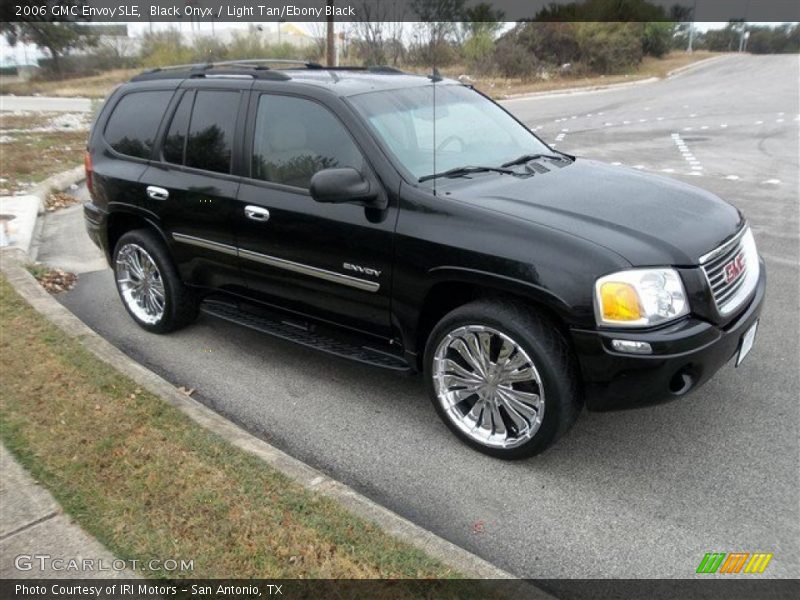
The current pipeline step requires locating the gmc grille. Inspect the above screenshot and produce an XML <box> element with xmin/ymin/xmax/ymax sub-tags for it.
<box><xmin>700</xmin><ymin>227</ymin><xmax>759</xmax><ymax>317</ymax></box>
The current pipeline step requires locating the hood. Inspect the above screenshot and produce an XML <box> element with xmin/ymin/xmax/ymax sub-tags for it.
<box><xmin>442</xmin><ymin>158</ymin><xmax>743</xmax><ymax>266</ymax></box>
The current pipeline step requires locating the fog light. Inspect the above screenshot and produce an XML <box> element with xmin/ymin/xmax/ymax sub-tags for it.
<box><xmin>611</xmin><ymin>339</ymin><xmax>653</xmax><ymax>354</ymax></box>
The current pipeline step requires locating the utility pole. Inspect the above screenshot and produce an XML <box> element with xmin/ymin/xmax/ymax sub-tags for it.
<box><xmin>687</xmin><ymin>0</ymin><xmax>698</xmax><ymax>52</ymax></box>
<box><xmin>326</xmin><ymin>1</ymin><xmax>335</xmax><ymax>66</ymax></box>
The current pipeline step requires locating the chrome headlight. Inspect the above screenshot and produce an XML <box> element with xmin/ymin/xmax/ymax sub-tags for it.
<box><xmin>594</xmin><ymin>268</ymin><xmax>689</xmax><ymax>328</ymax></box>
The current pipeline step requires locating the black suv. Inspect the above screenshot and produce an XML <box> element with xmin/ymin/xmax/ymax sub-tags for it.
<box><xmin>84</xmin><ymin>60</ymin><xmax>765</xmax><ymax>458</ymax></box>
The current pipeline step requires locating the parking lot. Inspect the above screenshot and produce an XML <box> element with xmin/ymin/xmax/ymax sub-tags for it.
<box><xmin>38</xmin><ymin>54</ymin><xmax>799</xmax><ymax>578</ymax></box>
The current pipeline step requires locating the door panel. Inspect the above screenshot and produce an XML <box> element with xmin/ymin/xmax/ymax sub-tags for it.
<box><xmin>235</xmin><ymin>93</ymin><xmax>395</xmax><ymax>337</ymax></box>
<box><xmin>142</xmin><ymin>88</ymin><xmax>245</xmax><ymax>291</ymax></box>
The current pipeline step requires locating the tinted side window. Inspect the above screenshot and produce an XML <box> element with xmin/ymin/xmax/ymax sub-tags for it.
<box><xmin>163</xmin><ymin>91</ymin><xmax>194</xmax><ymax>165</ymax></box>
<box><xmin>104</xmin><ymin>91</ymin><xmax>172</xmax><ymax>159</ymax></box>
<box><xmin>252</xmin><ymin>95</ymin><xmax>364</xmax><ymax>189</ymax></box>
<box><xmin>185</xmin><ymin>91</ymin><xmax>239</xmax><ymax>174</ymax></box>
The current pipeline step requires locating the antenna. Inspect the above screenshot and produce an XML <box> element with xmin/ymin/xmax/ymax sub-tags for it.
<box><xmin>431</xmin><ymin>29</ymin><xmax>437</xmax><ymax>196</ymax></box>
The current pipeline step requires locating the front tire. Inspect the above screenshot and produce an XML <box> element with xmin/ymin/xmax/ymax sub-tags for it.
<box><xmin>113</xmin><ymin>229</ymin><xmax>198</xmax><ymax>333</ymax></box>
<box><xmin>424</xmin><ymin>299</ymin><xmax>581</xmax><ymax>459</ymax></box>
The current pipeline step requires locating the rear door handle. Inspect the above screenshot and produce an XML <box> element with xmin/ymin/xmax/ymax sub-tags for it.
<box><xmin>244</xmin><ymin>205</ymin><xmax>270</xmax><ymax>222</ymax></box>
<box><xmin>146</xmin><ymin>185</ymin><xmax>169</xmax><ymax>201</ymax></box>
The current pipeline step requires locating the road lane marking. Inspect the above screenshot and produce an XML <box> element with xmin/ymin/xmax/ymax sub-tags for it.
<box><xmin>761</xmin><ymin>179</ymin><xmax>781</xmax><ymax>185</ymax></box>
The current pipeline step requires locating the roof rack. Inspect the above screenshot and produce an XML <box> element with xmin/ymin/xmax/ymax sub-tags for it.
<box><xmin>132</xmin><ymin>60</ymin><xmax>409</xmax><ymax>83</ymax></box>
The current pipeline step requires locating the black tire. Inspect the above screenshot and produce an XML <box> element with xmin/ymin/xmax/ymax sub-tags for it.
<box><xmin>423</xmin><ymin>299</ymin><xmax>582</xmax><ymax>459</ymax></box>
<box><xmin>112</xmin><ymin>229</ymin><xmax>198</xmax><ymax>334</ymax></box>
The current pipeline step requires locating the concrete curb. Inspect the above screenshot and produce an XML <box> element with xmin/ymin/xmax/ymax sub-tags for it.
<box><xmin>665</xmin><ymin>54</ymin><xmax>731</xmax><ymax>79</ymax></box>
<box><xmin>500</xmin><ymin>76</ymin><xmax>659</xmax><ymax>102</ymax></box>
<box><xmin>1</xmin><ymin>248</ymin><xmax>545</xmax><ymax>587</ymax></box>
<box><xmin>500</xmin><ymin>54</ymin><xmax>729</xmax><ymax>103</ymax></box>
<box><xmin>0</xmin><ymin>166</ymin><xmax>84</xmax><ymax>258</ymax></box>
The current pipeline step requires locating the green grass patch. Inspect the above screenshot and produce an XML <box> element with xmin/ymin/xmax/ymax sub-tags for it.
<box><xmin>0</xmin><ymin>275</ymin><xmax>458</xmax><ymax>579</ymax></box>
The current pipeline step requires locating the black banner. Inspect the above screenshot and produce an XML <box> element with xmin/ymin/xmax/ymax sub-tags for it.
<box><xmin>2</xmin><ymin>579</ymin><xmax>800</xmax><ymax>600</ymax></box>
<box><xmin>2</xmin><ymin>0</ymin><xmax>800</xmax><ymax>23</ymax></box>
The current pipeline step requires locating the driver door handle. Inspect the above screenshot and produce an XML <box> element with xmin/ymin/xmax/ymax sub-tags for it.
<box><xmin>245</xmin><ymin>205</ymin><xmax>270</xmax><ymax>222</ymax></box>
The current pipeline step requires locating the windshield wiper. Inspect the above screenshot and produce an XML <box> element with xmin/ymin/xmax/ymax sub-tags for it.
<box><xmin>419</xmin><ymin>165</ymin><xmax>514</xmax><ymax>183</ymax></box>
<box><xmin>501</xmin><ymin>153</ymin><xmax>567</xmax><ymax>168</ymax></box>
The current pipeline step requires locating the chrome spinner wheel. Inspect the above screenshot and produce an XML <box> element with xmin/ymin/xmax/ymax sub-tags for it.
<box><xmin>115</xmin><ymin>243</ymin><xmax>166</xmax><ymax>325</ymax></box>
<box><xmin>432</xmin><ymin>325</ymin><xmax>545</xmax><ymax>449</ymax></box>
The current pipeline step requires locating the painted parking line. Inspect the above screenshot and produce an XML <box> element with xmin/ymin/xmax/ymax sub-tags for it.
<box><xmin>671</xmin><ymin>132</ymin><xmax>704</xmax><ymax>176</ymax></box>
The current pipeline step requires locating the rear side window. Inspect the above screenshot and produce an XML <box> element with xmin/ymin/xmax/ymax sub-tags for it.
<box><xmin>252</xmin><ymin>95</ymin><xmax>364</xmax><ymax>189</ymax></box>
<box><xmin>104</xmin><ymin>91</ymin><xmax>172</xmax><ymax>159</ymax></box>
<box><xmin>185</xmin><ymin>91</ymin><xmax>239</xmax><ymax>174</ymax></box>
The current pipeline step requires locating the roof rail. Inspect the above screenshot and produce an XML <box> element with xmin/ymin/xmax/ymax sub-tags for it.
<box><xmin>142</xmin><ymin>59</ymin><xmax>321</xmax><ymax>75</ymax></box>
<box><xmin>132</xmin><ymin>60</ymin><xmax>409</xmax><ymax>83</ymax></box>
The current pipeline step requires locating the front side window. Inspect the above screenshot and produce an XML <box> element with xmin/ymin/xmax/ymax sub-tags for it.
<box><xmin>252</xmin><ymin>95</ymin><xmax>364</xmax><ymax>189</ymax></box>
<box><xmin>104</xmin><ymin>91</ymin><xmax>172</xmax><ymax>159</ymax></box>
<box><xmin>349</xmin><ymin>85</ymin><xmax>552</xmax><ymax>181</ymax></box>
<box><xmin>185</xmin><ymin>91</ymin><xmax>239</xmax><ymax>174</ymax></box>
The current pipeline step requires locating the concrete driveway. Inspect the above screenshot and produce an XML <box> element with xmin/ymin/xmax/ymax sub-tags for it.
<box><xmin>37</xmin><ymin>54</ymin><xmax>799</xmax><ymax>579</ymax></box>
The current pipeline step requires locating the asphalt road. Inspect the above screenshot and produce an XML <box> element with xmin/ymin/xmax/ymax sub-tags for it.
<box><xmin>39</xmin><ymin>54</ymin><xmax>799</xmax><ymax>579</ymax></box>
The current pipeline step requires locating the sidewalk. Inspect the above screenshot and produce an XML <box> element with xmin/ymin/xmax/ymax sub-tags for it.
<box><xmin>0</xmin><ymin>443</ymin><xmax>125</xmax><ymax>579</ymax></box>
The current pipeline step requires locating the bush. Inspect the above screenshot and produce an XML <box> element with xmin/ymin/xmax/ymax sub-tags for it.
<box><xmin>462</xmin><ymin>32</ymin><xmax>495</xmax><ymax>71</ymax></box>
<box><xmin>516</xmin><ymin>22</ymin><xmax>581</xmax><ymax>66</ymax></box>
<box><xmin>492</xmin><ymin>37</ymin><xmax>539</xmax><ymax>79</ymax></box>
<box><xmin>139</xmin><ymin>30</ymin><xmax>192</xmax><ymax>68</ymax></box>
<box><xmin>405</xmin><ymin>41</ymin><xmax>459</xmax><ymax>67</ymax></box>
<box><xmin>572</xmin><ymin>23</ymin><xmax>644</xmax><ymax>74</ymax></box>
<box><xmin>642</xmin><ymin>22</ymin><xmax>674</xmax><ymax>57</ymax></box>
<box><xmin>192</xmin><ymin>36</ymin><xmax>229</xmax><ymax>63</ymax></box>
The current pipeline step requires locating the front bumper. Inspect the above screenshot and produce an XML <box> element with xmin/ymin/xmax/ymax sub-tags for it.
<box><xmin>571</xmin><ymin>258</ymin><xmax>766</xmax><ymax>411</ymax></box>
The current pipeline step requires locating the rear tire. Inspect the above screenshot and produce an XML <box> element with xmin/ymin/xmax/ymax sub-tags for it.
<box><xmin>113</xmin><ymin>229</ymin><xmax>198</xmax><ymax>333</ymax></box>
<box><xmin>423</xmin><ymin>299</ymin><xmax>581</xmax><ymax>459</ymax></box>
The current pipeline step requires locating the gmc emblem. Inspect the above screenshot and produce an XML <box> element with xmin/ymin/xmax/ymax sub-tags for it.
<box><xmin>724</xmin><ymin>252</ymin><xmax>745</xmax><ymax>283</ymax></box>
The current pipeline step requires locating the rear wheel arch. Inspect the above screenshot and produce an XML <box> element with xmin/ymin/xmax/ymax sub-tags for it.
<box><xmin>106</xmin><ymin>210</ymin><xmax>169</xmax><ymax>263</ymax></box>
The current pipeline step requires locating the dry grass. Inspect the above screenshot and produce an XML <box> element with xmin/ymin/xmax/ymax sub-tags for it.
<box><xmin>2</xmin><ymin>69</ymin><xmax>138</xmax><ymax>98</ymax></box>
<box><xmin>0</xmin><ymin>276</ymin><xmax>458</xmax><ymax>579</ymax></box>
<box><xmin>439</xmin><ymin>51</ymin><xmax>721</xmax><ymax>99</ymax></box>
<box><xmin>0</xmin><ymin>112</ymin><xmax>87</xmax><ymax>194</ymax></box>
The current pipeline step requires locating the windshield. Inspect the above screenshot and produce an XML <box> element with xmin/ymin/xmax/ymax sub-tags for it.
<box><xmin>348</xmin><ymin>84</ymin><xmax>552</xmax><ymax>182</ymax></box>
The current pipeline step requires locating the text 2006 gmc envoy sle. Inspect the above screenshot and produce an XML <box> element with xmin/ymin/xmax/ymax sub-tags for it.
<box><xmin>83</xmin><ymin>62</ymin><xmax>765</xmax><ymax>458</ymax></box>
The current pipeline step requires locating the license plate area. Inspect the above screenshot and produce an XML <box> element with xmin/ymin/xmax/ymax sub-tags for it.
<box><xmin>735</xmin><ymin>320</ymin><xmax>758</xmax><ymax>367</ymax></box>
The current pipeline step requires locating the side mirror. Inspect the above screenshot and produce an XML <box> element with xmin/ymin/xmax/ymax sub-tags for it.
<box><xmin>310</xmin><ymin>168</ymin><xmax>379</xmax><ymax>206</ymax></box>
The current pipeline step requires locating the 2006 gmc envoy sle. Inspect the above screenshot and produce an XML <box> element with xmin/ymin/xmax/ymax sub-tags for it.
<box><xmin>83</xmin><ymin>61</ymin><xmax>766</xmax><ymax>458</ymax></box>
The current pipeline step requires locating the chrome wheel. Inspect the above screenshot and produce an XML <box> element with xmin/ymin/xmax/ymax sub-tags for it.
<box><xmin>433</xmin><ymin>325</ymin><xmax>545</xmax><ymax>449</ymax></box>
<box><xmin>115</xmin><ymin>243</ymin><xmax>165</xmax><ymax>325</ymax></box>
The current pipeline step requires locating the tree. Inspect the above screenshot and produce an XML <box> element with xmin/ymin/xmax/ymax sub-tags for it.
<box><xmin>0</xmin><ymin>0</ymin><xmax>95</xmax><ymax>76</ymax></box>
<box><xmin>460</xmin><ymin>3</ymin><xmax>505</xmax><ymax>41</ymax></box>
<box><xmin>350</xmin><ymin>2</ymin><xmax>406</xmax><ymax>65</ymax></box>
<box><xmin>409</xmin><ymin>0</ymin><xmax>466</xmax><ymax>66</ymax></box>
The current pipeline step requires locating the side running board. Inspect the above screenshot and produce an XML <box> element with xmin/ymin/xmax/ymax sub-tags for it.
<box><xmin>200</xmin><ymin>300</ymin><xmax>412</xmax><ymax>372</ymax></box>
